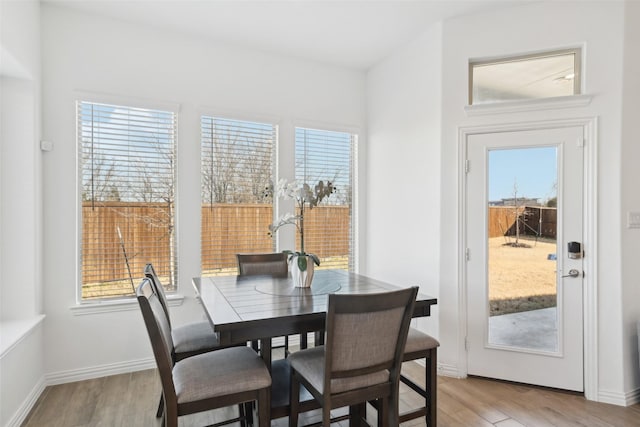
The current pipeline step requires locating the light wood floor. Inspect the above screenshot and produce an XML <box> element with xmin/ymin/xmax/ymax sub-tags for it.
<box><xmin>22</xmin><ymin>361</ymin><xmax>640</xmax><ymax>426</ymax></box>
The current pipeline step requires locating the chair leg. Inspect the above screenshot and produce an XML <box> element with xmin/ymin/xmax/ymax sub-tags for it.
<box><xmin>426</xmin><ymin>350</ymin><xmax>437</xmax><ymax>427</ymax></box>
<box><xmin>258</xmin><ymin>388</ymin><xmax>270</xmax><ymax>427</ymax></box>
<box><xmin>156</xmin><ymin>392</ymin><xmax>164</xmax><ymax>418</ymax></box>
<box><xmin>165</xmin><ymin>404</ymin><xmax>178</xmax><ymax>427</ymax></box>
<box><xmin>322</xmin><ymin>404</ymin><xmax>331</xmax><ymax>427</ymax></box>
<box><xmin>379</xmin><ymin>397</ymin><xmax>389</xmax><ymax>427</ymax></box>
<box><xmin>289</xmin><ymin>372</ymin><xmax>300</xmax><ymax>427</ymax></box>
<box><xmin>349</xmin><ymin>403</ymin><xmax>366</xmax><ymax>426</ymax></box>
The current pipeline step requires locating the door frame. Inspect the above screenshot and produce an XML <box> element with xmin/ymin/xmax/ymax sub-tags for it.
<box><xmin>457</xmin><ymin>117</ymin><xmax>598</xmax><ymax>400</ymax></box>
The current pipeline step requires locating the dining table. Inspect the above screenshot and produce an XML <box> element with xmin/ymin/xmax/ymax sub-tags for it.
<box><xmin>192</xmin><ymin>268</ymin><xmax>438</xmax><ymax>423</ymax></box>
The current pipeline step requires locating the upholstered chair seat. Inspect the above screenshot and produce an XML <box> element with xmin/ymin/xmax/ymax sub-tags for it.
<box><xmin>405</xmin><ymin>328</ymin><xmax>439</xmax><ymax>355</ymax></box>
<box><xmin>172</xmin><ymin>347</ymin><xmax>271</xmax><ymax>403</ymax></box>
<box><xmin>171</xmin><ymin>321</ymin><xmax>220</xmax><ymax>358</ymax></box>
<box><xmin>288</xmin><ymin>346</ymin><xmax>390</xmax><ymax>395</ymax></box>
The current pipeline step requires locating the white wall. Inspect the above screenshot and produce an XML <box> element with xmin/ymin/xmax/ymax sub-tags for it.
<box><xmin>40</xmin><ymin>4</ymin><xmax>366</xmax><ymax>378</ymax></box>
<box><xmin>0</xmin><ymin>0</ymin><xmax>41</xmax><ymax>322</ymax></box>
<box><xmin>0</xmin><ymin>1</ymin><xmax>45</xmax><ymax>425</ymax></box>
<box><xmin>365</xmin><ymin>24</ymin><xmax>442</xmax><ymax>338</ymax></box>
<box><xmin>620</xmin><ymin>0</ymin><xmax>640</xmax><ymax>398</ymax></box>
<box><xmin>439</xmin><ymin>1</ymin><xmax>630</xmax><ymax>403</ymax></box>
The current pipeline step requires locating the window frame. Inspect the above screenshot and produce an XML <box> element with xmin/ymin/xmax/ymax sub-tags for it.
<box><xmin>292</xmin><ymin>124</ymin><xmax>358</xmax><ymax>272</ymax></box>
<box><xmin>469</xmin><ymin>47</ymin><xmax>583</xmax><ymax>105</ymax></box>
<box><xmin>76</xmin><ymin>95</ymin><xmax>180</xmax><ymax>304</ymax></box>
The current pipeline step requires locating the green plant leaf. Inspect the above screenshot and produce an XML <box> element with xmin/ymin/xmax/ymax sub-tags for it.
<box><xmin>297</xmin><ymin>255</ymin><xmax>308</xmax><ymax>271</ymax></box>
<box><xmin>309</xmin><ymin>253</ymin><xmax>320</xmax><ymax>266</ymax></box>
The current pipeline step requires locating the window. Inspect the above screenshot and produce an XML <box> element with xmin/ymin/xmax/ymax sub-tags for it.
<box><xmin>470</xmin><ymin>48</ymin><xmax>582</xmax><ymax>105</ymax></box>
<box><xmin>200</xmin><ymin>116</ymin><xmax>277</xmax><ymax>275</ymax></box>
<box><xmin>78</xmin><ymin>101</ymin><xmax>177</xmax><ymax>300</ymax></box>
<box><xmin>295</xmin><ymin>127</ymin><xmax>356</xmax><ymax>271</ymax></box>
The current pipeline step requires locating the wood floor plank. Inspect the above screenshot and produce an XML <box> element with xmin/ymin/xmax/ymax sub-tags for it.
<box><xmin>438</xmin><ymin>375</ymin><xmax>510</xmax><ymax>424</ymax></box>
<box><xmin>21</xmin><ymin>363</ymin><xmax>640</xmax><ymax>426</ymax></box>
<box><xmin>438</xmin><ymin>387</ymin><xmax>495</xmax><ymax>427</ymax></box>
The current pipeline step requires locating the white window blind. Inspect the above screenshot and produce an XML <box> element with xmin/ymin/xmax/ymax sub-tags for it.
<box><xmin>201</xmin><ymin>116</ymin><xmax>277</xmax><ymax>275</ymax></box>
<box><xmin>78</xmin><ymin>101</ymin><xmax>177</xmax><ymax>300</ymax></box>
<box><xmin>295</xmin><ymin>127</ymin><xmax>356</xmax><ymax>271</ymax></box>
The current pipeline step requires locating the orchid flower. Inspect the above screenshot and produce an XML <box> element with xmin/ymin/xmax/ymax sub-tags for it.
<box><xmin>265</xmin><ymin>178</ymin><xmax>335</xmax><ymax>270</ymax></box>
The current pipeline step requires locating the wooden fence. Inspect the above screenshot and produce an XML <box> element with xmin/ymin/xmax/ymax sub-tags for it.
<box><xmin>82</xmin><ymin>202</ymin><xmax>175</xmax><ymax>286</ymax></box>
<box><xmin>201</xmin><ymin>204</ymin><xmax>350</xmax><ymax>272</ymax></box>
<box><xmin>488</xmin><ymin>206</ymin><xmax>557</xmax><ymax>239</ymax></box>
<box><xmin>82</xmin><ymin>202</ymin><xmax>350</xmax><ymax>284</ymax></box>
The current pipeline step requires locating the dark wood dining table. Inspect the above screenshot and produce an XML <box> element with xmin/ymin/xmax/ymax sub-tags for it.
<box><xmin>192</xmin><ymin>269</ymin><xmax>438</xmax><ymax>422</ymax></box>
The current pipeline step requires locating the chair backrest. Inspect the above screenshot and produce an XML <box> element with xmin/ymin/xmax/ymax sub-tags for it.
<box><xmin>323</xmin><ymin>286</ymin><xmax>418</xmax><ymax>394</ymax></box>
<box><xmin>144</xmin><ymin>263</ymin><xmax>171</xmax><ymax>326</ymax></box>
<box><xmin>236</xmin><ymin>252</ymin><xmax>288</xmax><ymax>277</ymax></box>
<box><xmin>136</xmin><ymin>278</ymin><xmax>177</xmax><ymax>400</ymax></box>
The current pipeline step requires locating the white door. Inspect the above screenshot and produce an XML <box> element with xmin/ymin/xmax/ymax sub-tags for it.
<box><xmin>465</xmin><ymin>126</ymin><xmax>584</xmax><ymax>391</ymax></box>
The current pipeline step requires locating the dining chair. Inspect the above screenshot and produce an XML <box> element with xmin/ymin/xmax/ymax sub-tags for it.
<box><xmin>144</xmin><ymin>263</ymin><xmax>241</xmax><ymax>418</ymax></box>
<box><xmin>136</xmin><ymin>277</ymin><xmax>272</xmax><ymax>427</ymax></box>
<box><xmin>288</xmin><ymin>286</ymin><xmax>418</xmax><ymax>427</ymax></box>
<box><xmin>236</xmin><ymin>252</ymin><xmax>288</xmax><ymax>277</ymax></box>
<box><xmin>370</xmin><ymin>328</ymin><xmax>439</xmax><ymax>427</ymax></box>
<box><xmin>236</xmin><ymin>253</ymin><xmax>308</xmax><ymax>355</ymax></box>
<box><xmin>145</xmin><ymin>263</ymin><xmax>225</xmax><ymax>362</ymax></box>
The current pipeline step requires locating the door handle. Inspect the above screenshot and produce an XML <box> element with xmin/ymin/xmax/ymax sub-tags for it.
<box><xmin>562</xmin><ymin>269</ymin><xmax>582</xmax><ymax>278</ymax></box>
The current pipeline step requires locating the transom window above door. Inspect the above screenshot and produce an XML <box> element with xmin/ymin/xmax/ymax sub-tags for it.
<box><xmin>469</xmin><ymin>48</ymin><xmax>582</xmax><ymax>105</ymax></box>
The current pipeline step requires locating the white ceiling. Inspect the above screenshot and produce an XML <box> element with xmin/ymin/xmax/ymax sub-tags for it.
<box><xmin>44</xmin><ymin>0</ymin><xmax>529</xmax><ymax>70</ymax></box>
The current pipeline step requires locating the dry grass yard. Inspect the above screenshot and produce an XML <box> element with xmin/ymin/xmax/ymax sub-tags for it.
<box><xmin>488</xmin><ymin>236</ymin><xmax>557</xmax><ymax>316</ymax></box>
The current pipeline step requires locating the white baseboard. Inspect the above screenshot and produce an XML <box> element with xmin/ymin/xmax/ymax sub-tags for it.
<box><xmin>435</xmin><ymin>364</ymin><xmax>640</xmax><ymax>407</ymax></box>
<box><xmin>437</xmin><ymin>362</ymin><xmax>464</xmax><ymax>378</ymax></box>
<box><xmin>627</xmin><ymin>388</ymin><xmax>640</xmax><ymax>406</ymax></box>
<box><xmin>45</xmin><ymin>357</ymin><xmax>156</xmax><ymax>386</ymax></box>
<box><xmin>598</xmin><ymin>387</ymin><xmax>640</xmax><ymax>407</ymax></box>
<box><xmin>5</xmin><ymin>377</ymin><xmax>46</xmax><ymax>427</ymax></box>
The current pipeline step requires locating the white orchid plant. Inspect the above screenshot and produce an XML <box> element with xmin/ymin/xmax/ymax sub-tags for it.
<box><xmin>267</xmin><ymin>178</ymin><xmax>335</xmax><ymax>271</ymax></box>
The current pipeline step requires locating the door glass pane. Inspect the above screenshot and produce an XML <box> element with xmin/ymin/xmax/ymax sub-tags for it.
<box><xmin>487</xmin><ymin>146</ymin><xmax>558</xmax><ymax>352</ymax></box>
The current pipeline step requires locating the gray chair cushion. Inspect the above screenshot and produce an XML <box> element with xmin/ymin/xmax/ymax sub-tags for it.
<box><xmin>331</xmin><ymin>308</ymin><xmax>404</xmax><ymax>371</ymax></box>
<box><xmin>172</xmin><ymin>321</ymin><xmax>219</xmax><ymax>355</ymax></box>
<box><xmin>240</xmin><ymin>261</ymin><xmax>285</xmax><ymax>276</ymax></box>
<box><xmin>405</xmin><ymin>328</ymin><xmax>440</xmax><ymax>354</ymax></box>
<box><xmin>173</xmin><ymin>346</ymin><xmax>271</xmax><ymax>404</ymax></box>
<box><xmin>289</xmin><ymin>346</ymin><xmax>389</xmax><ymax>394</ymax></box>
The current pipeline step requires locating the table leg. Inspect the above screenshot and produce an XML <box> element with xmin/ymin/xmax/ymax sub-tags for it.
<box><xmin>260</xmin><ymin>338</ymin><xmax>272</xmax><ymax>373</ymax></box>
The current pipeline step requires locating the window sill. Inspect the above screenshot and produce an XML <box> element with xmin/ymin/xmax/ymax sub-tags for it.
<box><xmin>0</xmin><ymin>315</ymin><xmax>46</xmax><ymax>358</ymax></box>
<box><xmin>464</xmin><ymin>94</ymin><xmax>593</xmax><ymax>116</ymax></box>
<box><xmin>70</xmin><ymin>294</ymin><xmax>185</xmax><ymax>316</ymax></box>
